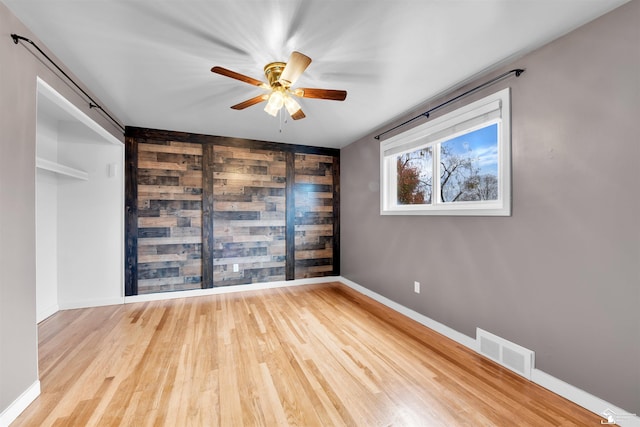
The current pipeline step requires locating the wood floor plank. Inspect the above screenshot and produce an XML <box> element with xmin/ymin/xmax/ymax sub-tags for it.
<box><xmin>12</xmin><ymin>282</ymin><xmax>604</xmax><ymax>426</ymax></box>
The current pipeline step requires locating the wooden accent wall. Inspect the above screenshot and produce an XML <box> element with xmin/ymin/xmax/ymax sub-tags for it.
<box><xmin>125</xmin><ymin>127</ymin><xmax>339</xmax><ymax>295</ymax></box>
<box><xmin>294</xmin><ymin>154</ymin><xmax>338</xmax><ymax>278</ymax></box>
<box><xmin>211</xmin><ymin>145</ymin><xmax>287</xmax><ymax>285</ymax></box>
<box><xmin>136</xmin><ymin>140</ymin><xmax>203</xmax><ymax>294</ymax></box>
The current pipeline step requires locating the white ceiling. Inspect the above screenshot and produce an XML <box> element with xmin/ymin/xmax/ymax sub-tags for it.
<box><xmin>3</xmin><ymin>0</ymin><xmax>629</xmax><ymax>149</ymax></box>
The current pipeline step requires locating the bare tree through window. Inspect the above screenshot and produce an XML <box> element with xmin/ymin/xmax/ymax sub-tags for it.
<box><xmin>440</xmin><ymin>123</ymin><xmax>499</xmax><ymax>203</ymax></box>
<box><xmin>395</xmin><ymin>124</ymin><xmax>498</xmax><ymax>205</ymax></box>
<box><xmin>397</xmin><ymin>147</ymin><xmax>432</xmax><ymax>204</ymax></box>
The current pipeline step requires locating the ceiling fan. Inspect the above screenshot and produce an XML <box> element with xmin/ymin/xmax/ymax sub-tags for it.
<box><xmin>211</xmin><ymin>51</ymin><xmax>347</xmax><ymax>120</ymax></box>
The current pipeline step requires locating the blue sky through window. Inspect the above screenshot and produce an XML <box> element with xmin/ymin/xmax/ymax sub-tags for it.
<box><xmin>441</xmin><ymin>123</ymin><xmax>498</xmax><ymax>176</ymax></box>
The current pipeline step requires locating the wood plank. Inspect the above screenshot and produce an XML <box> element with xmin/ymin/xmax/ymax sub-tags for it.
<box><xmin>332</xmin><ymin>154</ymin><xmax>340</xmax><ymax>276</ymax></box>
<box><xmin>295</xmin><ymin>224</ymin><xmax>333</xmax><ymax>233</ymax></box>
<box><xmin>138</xmin><ymin>236</ymin><xmax>202</xmax><ymax>246</ymax></box>
<box><xmin>297</xmin><ymin>205</ymin><xmax>334</xmax><ymax>213</ymax></box>
<box><xmin>296</xmin><ymin>191</ymin><xmax>333</xmax><ymax>199</ymax></box>
<box><xmin>124</xmin><ymin>136</ymin><xmax>138</xmax><ymax>296</ymax></box>
<box><xmin>182</xmin><ymin>263</ymin><xmax>203</xmax><ymax>276</ymax></box>
<box><xmin>213</xmin><ymin>256</ymin><xmax>273</xmax><ymax>266</ymax></box>
<box><xmin>180</xmin><ymin>173</ymin><xmax>203</xmax><ymax>187</ymax></box>
<box><xmin>138</xmin><ymin>185</ymin><xmax>202</xmax><ymax>194</ymax></box>
<box><xmin>138</xmin><ymin>254</ymin><xmax>187</xmax><ymax>263</ymax></box>
<box><xmin>137</xmin><ymin>150</ymin><xmax>157</xmax><ymax>162</ymax></box>
<box><xmin>138</xmin><ymin>169</ymin><xmax>183</xmax><ymax>178</ymax></box>
<box><xmin>13</xmin><ymin>282</ymin><xmax>604</xmax><ymax>427</ymax></box>
<box><xmin>214</xmin><ymin>226</ymin><xmax>285</xmax><ymax>239</ymax></box>
<box><xmin>214</xmin><ymin>149</ymin><xmax>278</xmax><ymax>162</ymax></box>
<box><xmin>230</xmin><ymin>235</ymin><xmax>276</xmax><ymax>243</ymax></box>
<box><xmin>286</xmin><ymin>151</ymin><xmax>296</xmax><ymax>281</ymax></box>
<box><xmin>298</xmin><ymin>265</ymin><xmax>334</xmax><ymax>274</ymax></box>
<box><xmin>137</xmin><ymin>217</ymin><xmax>178</xmax><ymax>228</ymax></box>
<box><xmin>202</xmin><ymin>142</ymin><xmax>215</xmax><ymax>288</ymax></box>
<box><xmin>138</xmin><ymin>143</ymin><xmax>202</xmax><ymax>155</ymax></box>
<box><xmin>295</xmin><ymin>174</ymin><xmax>333</xmax><ymax>185</ymax></box>
<box><xmin>138</xmin><ymin>161</ymin><xmax>188</xmax><ymax>171</ymax></box>
<box><xmin>138</xmin><ymin>192</ymin><xmax>202</xmax><ymax>201</ymax></box>
<box><xmin>137</xmin><ymin>276</ymin><xmax>199</xmax><ymax>287</ymax></box>
<box><xmin>217</xmin><ymin>180</ymin><xmax>286</xmax><ymax>190</ymax></box>
<box><xmin>296</xmin><ymin>154</ymin><xmax>335</xmax><ymax>164</ymax></box>
<box><xmin>213</xmin><ymin>201</ymin><xmax>278</xmax><ymax>211</ymax></box>
<box><xmin>294</xmin><ymin>249</ymin><xmax>333</xmax><ymax>260</ymax></box>
<box><xmin>213</xmin><ymin>171</ymin><xmax>286</xmax><ymax>183</ymax></box>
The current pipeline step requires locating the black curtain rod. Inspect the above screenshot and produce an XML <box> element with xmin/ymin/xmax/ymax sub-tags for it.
<box><xmin>374</xmin><ymin>68</ymin><xmax>525</xmax><ymax>141</ymax></box>
<box><xmin>11</xmin><ymin>33</ymin><xmax>126</xmax><ymax>133</ymax></box>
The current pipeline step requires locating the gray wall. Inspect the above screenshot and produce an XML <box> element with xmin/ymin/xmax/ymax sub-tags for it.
<box><xmin>0</xmin><ymin>2</ymin><xmax>122</xmax><ymax>414</ymax></box>
<box><xmin>341</xmin><ymin>0</ymin><xmax>639</xmax><ymax>415</ymax></box>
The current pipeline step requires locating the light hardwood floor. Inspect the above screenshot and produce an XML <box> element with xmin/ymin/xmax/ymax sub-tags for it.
<box><xmin>13</xmin><ymin>282</ymin><xmax>602</xmax><ymax>426</ymax></box>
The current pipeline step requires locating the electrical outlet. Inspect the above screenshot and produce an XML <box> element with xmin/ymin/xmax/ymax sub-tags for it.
<box><xmin>233</xmin><ymin>263</ymin><xmax>239</xmax><ymax>273</ymax></box>
<box><xmin>414</xmin><ymin>281</ymin><xmax>420</xmax><ymax>294</ymax></box>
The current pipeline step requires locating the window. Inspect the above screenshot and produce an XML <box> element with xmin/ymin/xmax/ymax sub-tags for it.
<box><xmin>381</xmin><ymin>88</ymin><xmax>511</xmax><ymax>216</ymax></box>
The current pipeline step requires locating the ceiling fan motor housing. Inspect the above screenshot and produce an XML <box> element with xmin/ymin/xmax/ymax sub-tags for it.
<box><xmin>264</xmin><ymin>62</ymin><xmax>287</xmax><ymax>88</ymax></box>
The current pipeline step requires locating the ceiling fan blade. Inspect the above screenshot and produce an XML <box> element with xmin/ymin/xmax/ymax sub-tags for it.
<box><xmin>291</xmin><ymin>109</ymin><xmax>306</xmax><ymax>120</ymax></box>
<box><xmin>294</xmin><ymin>88</ymin><xmax>347</xmax><ymax>101</ymax></box>
<box><xmin>211</xmin><ymin>66</ymin><xmax>266</xmax><ymax>87</ymax></box>
<box><xmin>231</xmin><ymin>94</ymin><xmax>269</xmax><ymax>110</ymax></box>
<box><xmin>279</xmin><ymin>51</ymin><xmax>312</xmax><ymax>86</ymax></box>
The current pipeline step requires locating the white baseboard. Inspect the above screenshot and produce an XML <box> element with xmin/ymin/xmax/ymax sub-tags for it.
<box><xmin>36</xmin><ymin>303</ymin><xmax>59</xmax><ymax>324</ymax></box>
<box><xmin>0</xmin><ymin>380</ymin><xmax>40</xmax><ymax>427</ymax></box>
<box><xmin>531</xmin><ymin>369</ymin><xmax>639</xmax><ymax>427</ymax></box>
<box><xmin>338</xmin><ymin>276</ymin><xmax>476</xmax><ymax>348</ymax></box>
<box><xmin>125</xmin><ymin>276</ymin><xmax>337</xmax><ymax>304</ymax></box>
<box><xmin>336</xmin><ymin>276</ymin><xmax>639</xmax><ymax>427</ymax></box>
<box><xmin>58</xmin><ymin>297</ymin><xmax>125</xmax><ymax>310</ymax></box>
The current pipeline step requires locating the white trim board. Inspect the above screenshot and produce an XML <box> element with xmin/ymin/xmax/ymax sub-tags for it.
<box><xmin>36</xmin><ymin>78</ymin><xmax>122</xmax><ymax>146</ymax></box>
<box><xmin>0</xmin><ymin>381</ymin><xmax>40</xmax><ymax>427</ymax></box>
<box><xmin>58</xmin><ymin>297</ymin><xmax>125</xmax><ymax>311</ymax></box>
<box><xmin>531</xmin><ymin>370</ymin><xmax>639</xmax><ymax>427</ymax></box>
<box><xmin>36</xmin><ymin>302</ymin><xmax>59</xmax><ymax>324</ymax></box>
<box><xmin>337</xmin><ymin>276</ymin><xmax>476</xmax><ymax>349</ymax></box>
<box><xmin>125</xmin><ymin>276</ymin><xmax>338</xmax><ymax>304</ymax></box>
<box><xmin>337</xmin><ymin>276</ymin><xmax>639</xmax><ymax>427</ymax></box>
<box><xmin>58</xmin><ymin>277</ymin><xmax>336</xmax><ymax>309</ymax></box>
<box><xmin>36</xmin><ymin>157</ymin><xmax>88</xmax><ymax>180</ymax></box>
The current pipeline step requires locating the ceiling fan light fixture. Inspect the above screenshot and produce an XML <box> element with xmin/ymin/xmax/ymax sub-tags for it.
<box><xmin>283</xmin><ymin>94</ymin><xmax>302</xmax><ymax>116</ymax></box>
<box><xmin>212</xmin><ymin>50</ymin><xmax>346</xmax><ymax>121</ymax></box>
<box><xmin>264</xmin><ymin>90</ymin><xmax>284</xmax><ymax>116</ymax></box>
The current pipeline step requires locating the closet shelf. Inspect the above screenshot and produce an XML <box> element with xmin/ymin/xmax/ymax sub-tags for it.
<box><xmin>36</xmin><ymin>157</ymin><xmax>89</xmax><ymax>180</ymax></box>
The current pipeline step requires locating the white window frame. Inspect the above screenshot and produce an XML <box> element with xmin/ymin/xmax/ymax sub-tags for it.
<box><xmin>380</xmin><ymin>88</ymin><xmax>511</xmax><ymax>216</ymax></box>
